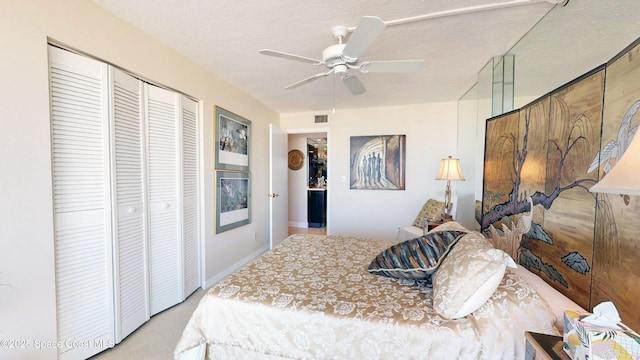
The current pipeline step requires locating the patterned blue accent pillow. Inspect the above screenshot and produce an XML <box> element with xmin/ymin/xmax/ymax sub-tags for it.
<box><xmin>368</xmin><ymin>231</ymin><xmax>466</xmax><ymax>280</ymax></box>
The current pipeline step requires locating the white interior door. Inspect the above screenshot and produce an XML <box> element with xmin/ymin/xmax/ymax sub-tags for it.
<box><xmin>269</xmin><ymin>123</ymin><xmax>288</xmax><ymax>249</ymax></box>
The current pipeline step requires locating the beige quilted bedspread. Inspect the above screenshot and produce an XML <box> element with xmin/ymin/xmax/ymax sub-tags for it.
<box><xmin>175</xmin><ymin>233</ymin><xmax>557</xmax><ymax>360</ymax></box>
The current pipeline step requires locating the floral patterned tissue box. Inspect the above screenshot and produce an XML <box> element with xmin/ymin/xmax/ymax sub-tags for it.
<box><xmin>563</xmin><ymin>310</ymin><xmax>640</xmax><ymax>360</ymax></box>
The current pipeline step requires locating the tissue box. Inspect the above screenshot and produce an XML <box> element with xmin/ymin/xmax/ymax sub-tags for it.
<box><xmin>563</xmin><ymin>310</ymin><xmax>640</xmax><ymax>360</ymax></box>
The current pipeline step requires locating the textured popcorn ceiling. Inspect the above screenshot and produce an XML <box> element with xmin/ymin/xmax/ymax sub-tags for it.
<box><xmin>90</xmin><ymin>0</ymin><xmax>638</xmax><ymax>113</ymax></box>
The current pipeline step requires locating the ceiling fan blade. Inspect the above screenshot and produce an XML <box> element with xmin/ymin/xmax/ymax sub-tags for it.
<box><xmin>342</xmin><ymin>16</ymin><xmax>386</xmax><ymax>60</ymax></box>
<box><xmin>259</xmin><ymin>49</ymin><xmax>322</xmax><ymax>65</ymax></box>
<box><xmin>285</xmin><ymin>70</ymin><xmax>333</xmax><ymax>89</ymax></box>
<box><xmin>359</xmin><ymin>60</ymin><xmax>426</xmax><ymax>73</ymax></box>
<box><xmin>342</xmin><ymin>74</ymin><xmax>366</xmax><ymax>96</ymax></box>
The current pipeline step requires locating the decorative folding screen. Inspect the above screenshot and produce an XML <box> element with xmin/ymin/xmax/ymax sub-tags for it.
<box><xmin>481</xmin><ymin>37</ymin><xmax>640</xmax><ymax>331</ymax></box>
<box><xmin>591</xmin><ymin>40</ymin><xmax>640</xmax><ymax>330</ymax></box>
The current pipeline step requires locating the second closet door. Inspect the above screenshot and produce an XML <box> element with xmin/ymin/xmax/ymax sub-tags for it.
<box><xmin>181</xmin><ymin>96</ymin><xmax>200</xmax><ymax>297</ymax></box>
<box><xmin>110</xmin><ymin>67</ymin><xmax>149</xmax><ymax>341</ymax></box>
<box><xmin>146</xmin><ymin>85</ymin><xmax>182</xmax><ymax>315</ymax></box>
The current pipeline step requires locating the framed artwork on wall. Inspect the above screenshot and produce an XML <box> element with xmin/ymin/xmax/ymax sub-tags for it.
<box><xmin>349</xmin><ymin>134</ymin><xmax>406</xmax><ymax>190</ymax></box>
<box><xmin>214</xmin><ymin>106</ymin><xmax>250</xmax><ymax>171</ymax></box>
<box><xmin>215</xmin><ymin>171</ymin><xmax>251</xmax><ymax>233</ymax></box>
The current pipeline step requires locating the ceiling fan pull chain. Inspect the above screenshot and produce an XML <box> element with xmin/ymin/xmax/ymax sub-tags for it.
<box><xmin>332</xmin><ymin>74</ymin><xmax>336</xmax><ymax>114</ymax></box>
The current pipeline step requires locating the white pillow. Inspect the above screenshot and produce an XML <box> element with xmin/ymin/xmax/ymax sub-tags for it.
<box><xmin>509</xmin><ymin>265</ymin><xmax>585</xmax><ymax>331</ymax></box>
<box><xmin>432</xmin><ymin>232</ymin><xmax>516</xmax><ymax>319</ymax></box>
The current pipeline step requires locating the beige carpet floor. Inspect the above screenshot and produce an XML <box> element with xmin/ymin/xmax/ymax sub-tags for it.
<box><xmin>92</xmin><ymin>231</ymin><xmax>323</xmax><ymax>359</ymax></box>
<box><xmin>90</xmin><ymin>289</ymin><xmax>206</xmax><ymax>360</ymax></box>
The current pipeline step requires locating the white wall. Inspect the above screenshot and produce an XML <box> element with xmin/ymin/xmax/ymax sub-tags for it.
<box><xmin>457</xmin><ymin>84</ymin><xmax>480</xmax><ymax>230</ymax></box>
<box><xmin>288</xmin><ymin>134</ymin><xmax>309</xmax><ymax>227</ymax></box>
<box><xmin>0</xmin><ymin>1</ymin><xmax>277</xmax><ymax>359</ymax></box>
<box><xmin>281</xmin><ymin>102</ymin><xmax>459</xmax><ymax>241</ymax></box>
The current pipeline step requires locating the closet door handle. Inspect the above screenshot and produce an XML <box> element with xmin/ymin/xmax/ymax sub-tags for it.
<box><xmin>128</xmin><ymin>206</ymin><xmax>136</xmax><ymax>214</ymax></box>
<box><xmin>269</xmin><ymin>193</ymin><xmax>279</xmax><ymax>198</ymax></box>
<box><xmin>161</xmin><ymin>202</ymin><xmax>170</xmax><ymax>209</ymax></box>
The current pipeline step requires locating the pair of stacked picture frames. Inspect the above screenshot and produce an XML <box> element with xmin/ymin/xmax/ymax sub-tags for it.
<box><xmin>214</xmin><ymin>106</ymin><xmax>251</xmax><ymax>233</ymax></box>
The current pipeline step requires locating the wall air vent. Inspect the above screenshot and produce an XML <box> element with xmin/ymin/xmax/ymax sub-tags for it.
<box><xmin>314</xmin><ymin>115</ymin><xmax>328</xmax><ymax>123</ymax></box>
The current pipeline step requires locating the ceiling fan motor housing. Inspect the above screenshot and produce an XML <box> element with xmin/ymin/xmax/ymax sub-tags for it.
<box><xmin>322</xmin><ymin>44</ymin><xmax>356</xmax><ymax>69</ymax></box>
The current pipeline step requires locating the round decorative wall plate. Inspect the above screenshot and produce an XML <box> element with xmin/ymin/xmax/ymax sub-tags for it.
<box><xmin>288</xmin><ymin>149</ymin><xmax>305</xmax><ymax>170</ymax></box>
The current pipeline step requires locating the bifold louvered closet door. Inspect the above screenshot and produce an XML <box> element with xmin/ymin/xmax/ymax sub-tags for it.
<box><xmin>110</xmin><ymin>67</ymin><xmax>149</xmax><ymax>342</ymax></box>
<box><xmin>182</xmin><ymin>97</ymin><xmax>200</xmax><ymax>297</ymax></box>
<box><xmin>49</xmin><ymin>45</ymin><xmax>115</xmax><ymax>360</ymax></box>
<box><xmin>145</xmin><ymin>86</ymin><xmax>201</xmax><ymax>315</ymax></box>
<box><xmin>146</xmin><ymin>85</ymin><xmax>182</xmax><ymax>315</ymax></box>
<box><xmin>49</xmin><ymin>45</ymin><xmax>200</xmax><ymax>360</ymax></box>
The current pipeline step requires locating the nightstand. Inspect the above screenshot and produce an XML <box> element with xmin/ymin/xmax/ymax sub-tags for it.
<box><xmin>525</xmin><ymin>332</ymin><xmax>570</xmax><ymax>360</ymax></box>
<box><xmin>425</xmin><ymin>219</ymin><xmax>443</xmax><ymax>231</ymax></box>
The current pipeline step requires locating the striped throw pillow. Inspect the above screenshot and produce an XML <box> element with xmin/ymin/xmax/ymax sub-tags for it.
<box><xmin>368</xmin><ymin>231</ymin><xmax>466</xmax><ymax>280</ymax></box>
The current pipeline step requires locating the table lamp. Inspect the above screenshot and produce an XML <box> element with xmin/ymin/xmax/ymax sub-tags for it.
<box><xmin>436</xmin><ymin>155</ymin><xmax>465</xmax><ymax>219</ymax></box>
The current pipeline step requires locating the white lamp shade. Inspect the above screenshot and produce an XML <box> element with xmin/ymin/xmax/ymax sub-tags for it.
<box><xmin>436</xmin><ymin>156</ymin><xmax>465</xmax><ymax>181</ymax></box>
<box><xmin>590</xmin><ymin>129</ymin><xmax>640</xmax><ymax>195</ymax></box>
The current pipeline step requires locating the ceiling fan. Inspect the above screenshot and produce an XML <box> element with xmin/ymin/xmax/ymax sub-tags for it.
<box><xmin>259</xmin><ymin>16</ymin><xmax>425</xmax><ymax>96</ymax></box>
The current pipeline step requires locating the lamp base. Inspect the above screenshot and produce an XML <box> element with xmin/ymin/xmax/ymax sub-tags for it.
<box><xmin>441</xmin><ymin>213</ymin><xmax>453</xmax><ymax>222</ymax></box>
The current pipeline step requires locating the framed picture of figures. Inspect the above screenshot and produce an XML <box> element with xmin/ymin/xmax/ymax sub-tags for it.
<box><xmin>349</xmin><ymin>135</ymin><xmax>406</xmax><ymax>190</ymax></box>
<box><xmin>214</xmin><ymin>106</ymin><xmax>250</xmax><ymax>171</ymax></box>
<box><xmin>216</xmin><ymin>171</ymin><xmax>251</xmax><ymax>233</ymax></box>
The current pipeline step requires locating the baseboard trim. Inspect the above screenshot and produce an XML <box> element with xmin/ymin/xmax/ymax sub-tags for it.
<box><xmin>204</xmin><ymin>245</ymin><xmax>269</xmax><ymax>289</ymax></box>
<box><xmin>288</xmin><ymin>221</ymin><xmax>308</xmax><ymax>228</ymax></box>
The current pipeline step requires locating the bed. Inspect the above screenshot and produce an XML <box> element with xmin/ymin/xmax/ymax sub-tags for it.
<box><xmin>175</xmin><ymin>224</ymin><xmax>565</xmax><ymax>360</ymax></box>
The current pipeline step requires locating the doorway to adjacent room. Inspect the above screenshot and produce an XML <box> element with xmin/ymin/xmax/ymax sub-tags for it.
<box><xmin>286</xmin><ymin>131</ymin><xmax>329</xmax><ymax>236</ymax></box>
